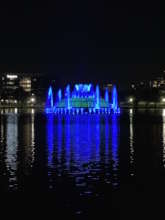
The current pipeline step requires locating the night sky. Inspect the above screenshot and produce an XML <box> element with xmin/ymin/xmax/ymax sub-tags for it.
<box><xmin>0</xmin><ymin>1</ymin><xmax>163</xmax><ymax>84</ymax></box>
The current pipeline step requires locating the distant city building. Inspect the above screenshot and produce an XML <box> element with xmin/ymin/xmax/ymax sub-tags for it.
<box><xmin>130</xmin><ymin>70</ymin><xmax>165</xmax><ymax>90</ymax></box>
<box><xmin>0</xmin><ymin>72</ymin><xmax>47</xmax><ymax>106</ymax></box>
<box><xmin>149</xmin><ymin>77</ymin><xmax>165</xmax><ymax>89</ymax></box>
<box><xmin>1</xmin><ymin>74</ymin><xmax>19</xmax><ymax>91</ymax></box>
<box><xmin>0</xmin><ymin>72</ymin><xmax>38</xmax><ymax>92</ymax></box>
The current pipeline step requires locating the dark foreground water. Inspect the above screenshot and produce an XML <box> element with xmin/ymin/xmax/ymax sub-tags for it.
<box><xmin>0</xmin><ymin>108</ymin><xmax>165</xmax><ymax>218</ymax></box>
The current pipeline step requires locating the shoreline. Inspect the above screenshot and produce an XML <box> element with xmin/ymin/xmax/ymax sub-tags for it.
<box><xmin>1</xmin><ymin>105</ymin><xmax>165</xmax><ymax>110</ymax></box>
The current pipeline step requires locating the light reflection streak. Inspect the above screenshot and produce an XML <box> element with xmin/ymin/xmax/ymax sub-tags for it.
<box><xmin>5</xmin><ymin>113</ymin><xmax>18</xmax><ymax>189</ymax></box>
<box><xmin>47</xmin><ymin>114</ymin><xmax>54</xmax><ymax>169</ymax></box>
<box><xmin>65</xmin><ymin>116</ymin><xmax>71</xmax><ymax>168</ymax></box>
<box><xmin>73</xmin><ymin>116</ymin><xmax>80</xmax><ymax>166</ymax></box>
<box><xmin>0</xmin><ymin>114</ymin><xmax>5</xmax><ymax>178</ymax></box>
<box><xmin>31</xmin><ymin>110</ymin><xmax>35</xmax><ymax>166</ymax></box>
<box><xmin>0</xmin><ymin>115</ymin><xmax>4</xmax><ymax>144</ymax></box>
<box><xmin>105</xmin><ymin>116</ymin><xmax>109</xmax><ymax>164</ymax></box>
<box><xmin>111</xmin><ymin>115</ymin><xmax>119</xmax><ymax>186</ymax></box>
<box><xmin>95</xmin><ymin>115</ymin><xmax>100</xmax><ymax>162</ymax></box>
<box><xmin>162</xmin><ymin>109</ymin><xmax>165</xmax><ymax>167</ymax></box>
<box><xmin>129</xmin><ymin>109</ymin><xmax>134</xmax><ymax>176</ymax></box>
<box><xmin>57</xmin><ymin>116</ymin><xmax>62</xmax><ymax>163</ymax></box>
<box><xmin>22</xmin><ymin>110</ymin><xmax>35</xmax><ymax>172</ymax></box>
<box><xmin>87</xmin><ymin>116</ymin><xmax>92</xmax><ymax>162</ymax></box>
<box><xmin>111</xmin><ymin>115</ymin><xmax>119</xmax><ymax>170</ymax></box>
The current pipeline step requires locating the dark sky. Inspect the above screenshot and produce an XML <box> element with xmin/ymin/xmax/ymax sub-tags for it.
<box><xmin>0</xmin><ymin>1</ymin><xmax>163</xmax><ymax>84</ymax></box>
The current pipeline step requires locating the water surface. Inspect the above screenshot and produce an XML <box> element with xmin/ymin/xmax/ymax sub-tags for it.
<box><xmin>0</xmin><ymin>108</ymin><xmax>165</xmax><ymax>216</ymax></box>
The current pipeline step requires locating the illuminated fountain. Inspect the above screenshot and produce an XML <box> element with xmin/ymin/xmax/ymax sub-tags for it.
<box><xmin>111</xmin><ymin>86</ymin><xmax>120</xmax><ymax>113</ymax></box>
<box><xmin>45</xmin><ymin>84</ymin><xmax>120</xmax><ymax>115</ymax></box>
<box><xmin>65</xmin><ymin>84</ymin><xmax>71</xmax><ymax>110</ymax></box>
<box><xmin>57</xmin><ymin>89</ymin><xmax>62</xmax><ymax>102</ymax></box>
<box><xmin>45</xmin><ymin>86</ymin><xmax>54</xmax><ymax>113</ymax></box>
<box><xmin>95</xmin><ymin>85</ymin><xmax>100</xmax><ymax>110</ymax></box>
<box><xmin>105</xmin><ymin>87</ymin><xmax>109</xmax><ymax>103</ymax></box>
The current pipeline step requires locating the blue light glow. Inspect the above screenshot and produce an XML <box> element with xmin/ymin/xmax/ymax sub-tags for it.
<box><xmin>45</xmin><ymin>84</ymin><xmax>120</xmax><ymax>115</ymax></box>
<box><xmin>65</xmin><ymin>84</ymin><xmax>71</xmax><ymax>110</ymax></box>
<box><xmin>46</xmin><ymin>115</ymin><xmax>120</xmax><ymax>188</ymax></box>
<box><xmin>57</xmin><ymin>89</ymin><xmax>62</xmax><ymax>102</ymax></box>
<box><xmin>105</xmin><ymin>88</ymin><xmax>109</xmax><ymax>103</ymax></box>
<box><xmin>45</xmin><ymin>86</ymin><xmax>54</xmax><ymax>113</ymax></box>
<box><xmin>112</xmin><ymin>86</ymin><xmax>120</xmax><ymax>113</ymax></box>
<box><xmin>95</xmin><ymin>85</ymin><xmax>100</xmax><ymax>110</ymax></box>
<box><xmin>73</xmin><ymin>84</ymin><xmax>94</xmax><ymax>98</ymax></box>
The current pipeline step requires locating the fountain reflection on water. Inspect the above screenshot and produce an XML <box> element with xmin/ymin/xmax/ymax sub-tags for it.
<box><xmin>46</xmin><ymin>115</ymin><xmax>120</xmax><ymax>191</ymax></box>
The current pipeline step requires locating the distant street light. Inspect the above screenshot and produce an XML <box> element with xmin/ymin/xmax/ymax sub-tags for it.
<box><xmin>129</xmin><ymin>98</ymin><xmax>134</xmax><ymax>103</ymax></box>
<box><xmin>162</xmin><ymin>98</ymin><xmax>165</xmax><ymax>103</ymax></box>
<box><xmin>31</xmin><ymin>97</ymin><xmax>35</xmax><ymax>103</ymax></box>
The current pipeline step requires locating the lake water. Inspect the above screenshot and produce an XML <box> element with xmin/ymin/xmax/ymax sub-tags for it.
<box><xmin>0</xmin><ymin>108</ymin><xmax>165</xmax><ymax>217</ymax></box>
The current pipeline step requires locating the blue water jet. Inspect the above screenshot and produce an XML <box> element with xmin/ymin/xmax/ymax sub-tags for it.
<box><xmin>57</xmin><ymin>89</ymin><xmax>62</xmax><ymax>102</ymax></box>
<box><xmin>112</xmin><ymin>86</ymin><xmax>119</xmax><ymax>113</ymax></box>
<box><xmin>65</xmin><ymin>85</ymin><xmax>71</xmax><ymax>110</ymax></box>
<box><xmin>45</xmin><ymin>86</ymin><xmax>54</xmax><ymax>112</ymax></box>
<box><xmin>95</xmin><ymin>85</ymin><xmax>100</xmax><ymax>110</ymax></box>
<box><xmin>105</xmin><ymin>88</ymin><xmax>109</xmax><ymax>103</ymax></box>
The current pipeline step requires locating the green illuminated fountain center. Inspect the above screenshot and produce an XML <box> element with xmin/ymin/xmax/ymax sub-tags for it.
<box><xmin>56</xmin><ymin>97</ymin><xmax>110</xmax><ymax>108</ymax></box>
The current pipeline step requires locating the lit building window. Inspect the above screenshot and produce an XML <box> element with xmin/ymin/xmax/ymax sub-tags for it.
<box><xmin>6</xmin><ymin>75</ymin><xmax>18</xmax><ymax>79</ymax></box>
<box><xmin>19</xmin><ymin>77</ymin><xmax>32</xmax><ymax>92</ymax></box>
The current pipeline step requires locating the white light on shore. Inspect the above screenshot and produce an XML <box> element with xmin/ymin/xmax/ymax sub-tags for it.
<box><xmin>14</xmin><ymin>108</ymin><xmax>18</xmax><ymax>114</ymax></box>
<box><xmin>31</xmin><ymin>98</ymin><xmax>35</xmax><ymax>103</ymax></box>
<box><xmin>163</xmin><ymin>109</ymin><xmax>165</xmax><ymax>117</ymax></box>
<box><xmin>7</xmin><ymin>74</ymin><xmax>18</xmax><ymax>79</ymax></box>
